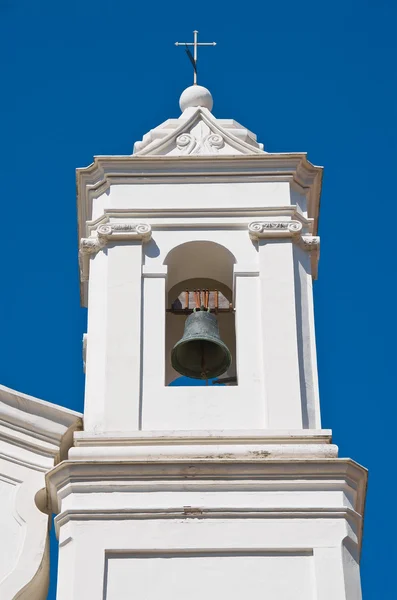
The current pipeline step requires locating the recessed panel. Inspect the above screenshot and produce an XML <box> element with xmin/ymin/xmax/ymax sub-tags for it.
<box><xmin>104</xmin><ymin>551</ymin><xmax>314</xmax><ymax>600</ymax></box>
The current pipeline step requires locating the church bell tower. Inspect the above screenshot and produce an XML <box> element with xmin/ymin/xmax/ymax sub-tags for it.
<box><xmin>47</xmin><ymin>43</ymin><xmax>367</xmax><ymax>599</ymax></box>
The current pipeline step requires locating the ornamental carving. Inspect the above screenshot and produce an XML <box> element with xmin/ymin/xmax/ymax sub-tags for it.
<box><xmin>175</xmin><ymin>127</ymin><xmax>225</xmax><ymax>155</ymax></box>
<box><xmin>248</xmin><ymin>220</ymin><xmax>303</xmax><ymax>240</ymax></box>
<box><xmin>299</xmin><ymin>235</ymin><xmax>320</xmax><ymax>252</ymax></box>
<box><xmin>79</xmin><ymin>222</ymin><xmax>152</xmax><ymax>282</ymax></box>
<box><xmin>96</xmin><ymin>222</ymin><xmax>152</xmax><ymax>241</ymax></box>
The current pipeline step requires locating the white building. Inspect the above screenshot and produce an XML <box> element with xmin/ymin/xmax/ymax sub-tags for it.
<box><xmin>0</xmin><ymin>81</ymin><xmax>367</xmax><ymax>599</ymax></box>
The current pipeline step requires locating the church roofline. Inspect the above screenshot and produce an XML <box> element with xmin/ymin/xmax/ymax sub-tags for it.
<box><xmin>0</xmin><ymin>384</ymin><xmax>82</xmax><ymax>468</ymax></box>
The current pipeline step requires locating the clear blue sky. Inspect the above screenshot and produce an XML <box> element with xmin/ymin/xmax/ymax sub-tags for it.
<box><xmin>0</xmin><ymin>1</ymin><xmax>395</xmax><ymax>598</ymax></box>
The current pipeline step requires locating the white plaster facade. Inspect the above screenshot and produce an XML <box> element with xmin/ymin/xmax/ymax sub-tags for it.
<box><xmin>0</xmin><ymin>384</ymin><xmax>81</xmax><ymax>599</ymax></box>
<box><xmin>46</xmin><ymin>87</ymin><xmax>366</xmax><ymax>599</ymax></box>
<box><xmin>0</xmin><ymin>84</ymin><xmax>367</xmax><ymax>599</ymax></box>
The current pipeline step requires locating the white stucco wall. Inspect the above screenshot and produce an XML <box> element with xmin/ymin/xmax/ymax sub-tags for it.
<box><xmin>0</xmin><ymin>385</ymin><xmax>81</xmax><ymax>600</ymax></box>
<box><xmin>82</xmin><ymin>176</ymin><xmax>320</xmax><ymax>433</ymax></box>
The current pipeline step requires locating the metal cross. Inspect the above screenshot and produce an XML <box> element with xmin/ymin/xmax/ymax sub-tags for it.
<box><xmin>175</xmin><ymin>30</ymin><xmax>216</xmax><ymax>85</ymax></box>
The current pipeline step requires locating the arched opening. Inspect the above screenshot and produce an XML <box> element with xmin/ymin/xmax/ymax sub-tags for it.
<box><xmin>164</xmin><ymin>241</ymin><xmax>237</xmax><ymax>386</ymax></box>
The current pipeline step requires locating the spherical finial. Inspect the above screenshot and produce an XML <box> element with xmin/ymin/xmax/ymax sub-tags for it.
<box><xmin>179</xmin><ymin>85</ymin><xmax>213</xmax><ymax>112</ymax></box>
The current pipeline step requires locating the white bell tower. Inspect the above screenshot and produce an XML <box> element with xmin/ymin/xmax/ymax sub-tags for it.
<box><xmin>47</xmin><ymin>77</ymin><xmax>367</xmax><ymax>599</ymax></box>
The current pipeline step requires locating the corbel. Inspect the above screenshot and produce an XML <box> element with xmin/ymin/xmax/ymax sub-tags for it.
<box><xmin>79</xmin><ymin>222</ymin><xmax>152</xmax><ymax>282</ymax></box>
<box><xmin>247</xmin><ymin>222</ymin><xmax>320</xmax><ymax>279</ymax></box>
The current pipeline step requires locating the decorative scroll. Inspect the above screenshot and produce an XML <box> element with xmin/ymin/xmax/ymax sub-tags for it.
<box><xmin>175</xmin><ymin>130</ymin><xmax>225</xmax><ymax>155</ymax></box>
<box><xmin>96</xmin><ymin>222</ymin><xmax>152</xmax><ymax>241</ymax></box>
<box><xmin>79</xmin><ymin>222</ymin><xmax>152</xmax><ymax>282</ymax></box>
<box><xmin>248</xmin><ymin>220</ymin><xmax>303</xmax><ymax>240</ymax></box>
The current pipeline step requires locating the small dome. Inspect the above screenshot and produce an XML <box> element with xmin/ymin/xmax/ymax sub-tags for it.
<box><xmin>179</xmin><ymin>85</ymin><xmax>213</xmax><ymax>112</ymax></box>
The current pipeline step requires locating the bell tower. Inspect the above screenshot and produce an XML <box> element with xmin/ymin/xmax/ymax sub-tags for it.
<box><xmin>47</xmin><ymin>78</ymin><xmax>367</xmax><ymax>599</ymax></box>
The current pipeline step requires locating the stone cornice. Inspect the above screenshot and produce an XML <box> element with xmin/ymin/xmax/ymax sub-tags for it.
<box><xmin>47</xmin><ymin>458</ymin><xmax>367</xmax><ymax>513</ymax></box>
<box><xmin>0</xmin><ymin>384</ymin><xmax>82</xmax><ymax>471</ymax></box>
<box><xmin>76</xmin><ymin>153</ymin><xmax>322</xmax><ymax>243</ymax></box>
<box><xmin>46</xmin><ymin>457</ymin><xmax>367</xmax><ymax>552</ymax></box>
<box><xmin>69</xmin><ymin>428</ymin><xmax>338</xmax><ymax>461</ymax></box>
<box><xmin>73</xmin><ymin>429</ymin><xmax>333</xmax><ymax>446</ymax></box>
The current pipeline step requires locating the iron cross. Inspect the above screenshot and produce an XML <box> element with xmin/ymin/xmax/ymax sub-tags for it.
<box><xmin>175</xmin><ymin>30</ymin><xmax>216</xmax><ymax>85</ymax></box>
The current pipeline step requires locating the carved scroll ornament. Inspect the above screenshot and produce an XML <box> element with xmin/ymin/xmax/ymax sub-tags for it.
<box><xmin>248</xmin><ymin>222</ymin><xmax>320</xmax><ymax>257</ymax></box>
<box><xmin>79</xmin><ymin>222</ymin><xmax>152</xmax><ymax>282</ymax></box>
<box><xmin>248</xmin><ymin>220</ymin><xmax>303</xmax><ymax>240</ymax></box>
<box><xmin>80</xmin><ymin>222</ymin><xmax>152</xmax><ymax>255</ymax></box>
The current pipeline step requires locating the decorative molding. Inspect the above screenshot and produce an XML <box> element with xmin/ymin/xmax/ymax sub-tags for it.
<box><xmin>77</xmin><ymin>154</ymin><xmax>323</xmax><ymax>238</ymax></box>
<box><xmin>0</xmin><ymin>384</ymin><xmax>82</xmax><ymax>468</ymax></box>
<box><xmin>69</xmin><ymin>442</ymin><xmax>339</xmax><ymax>462</ymax></box>
<box><xmin>79</xmin><ymin>222</ymin><xmax>152</xmax><ymax>283</ymax></box>
<box><xmin>299</xmin><ymin>235</ymin><xmax>320</xmax><ymax>252</ymax></box>
<box><xmin>133</xmin><ymin>107</ymin><xmax>264</xmax><ymax>157</ymax></box>
<box><xmin>247</xmin><ymin>223</ymin><xmax>320</xmax><ymax>277</ymax></box>
<box><xmin>54</xmin><ymin>506</ymin><xmax>362</xmax><ymax>533</ymax></box>
<box><xmin>76</xmin><ymin>154</ymin><xmax>323</xmax><ymax>304</ymax></box>
<box><xmin>248</xmin><ymin>220</ymin><xmax>303</xmax><ymax>240</ymax></box>
<box><xmin>175</xmin><ymin>132</ymin><xmax>226</xmax><ymax>155</ymax></box>
<box><xmin>46</xmin><ymin>458</ymin><xmax>368</xmax><ymax>553</ymax></box>
<box><xmin>96</xmin><ymin>222</ymin><xmax>152</xmax><ymax>242</ymax></box>
<box><xmin>80</xmin><ymin>237</ymin><xmax>105</xmax><ymax>255</ymax></box>
<box><xmin>73</xmin><ymin>429</ymin><xmax>334</xmax><ymax>446</ymax></box>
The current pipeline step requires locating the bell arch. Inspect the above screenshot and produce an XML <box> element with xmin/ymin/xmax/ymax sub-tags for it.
<box><xmin>164</xmin><ymin>241</ymin><xmax>237</xmax><ymax>386</ymax></box>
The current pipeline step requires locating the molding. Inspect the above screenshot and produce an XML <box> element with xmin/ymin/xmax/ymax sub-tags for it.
<box><xmin>46</xmin><ymin>458</ymin><xmax>367</xmax><ymax>552</ymax></box>
<box><xmin>80</xmin><ymin>223</ymin><xmax>152</xmax><ymax>254</ymax></box>
<box><xmin>68</xmin><ymin>443</ymin><xmax>338</xmax><ymax>461</ymax></box>
<box><xmin>247</xmin><ymin>222</ymin><xmax>320</xmax><ymax>278</ymax></box>
<box><xmin>248</xmin><ymin>220</ymin><xmax>303</xmax><ymax>240</ymax></box>
<box><xmin>73</xmin><ymin>429</ymin><xmax>334</xmax><ymax>446</ymax></box>
<box><xmin>54</xmin><ymin>506</ymin><xmax>362</xmax><ymax>533</ymax></box>
<box><xmin>133</xmin><ymin>107</ymin><xmax>264</xmax><ymax>157</ymax></box>
<box><xmin>47</xmin><ymin>458</ymin><xmax>367</xmax><ymax>511</ymax></box>
<box><xmin>0</xmin><ymin>384</ymin><xmax>82</xmax><ymax>468</ymax></box>
<box><xmin>76</xmin><ymin>153</ymin><xmax>323</xmax><ymax>240</ymax></box>
<box><xmin>84</xmin><ymin>208</ymin><xmax>314</xmax><ymax>238</ymax></box>
<box><xmin>76</xmin><ymin>155</ymin><xmax>322</xmax><ymax>304</ymax></box>
<box><xmin>79</xmin><ymin>222</ymin><xmax>152</xmax><ymax>283</ymax></box>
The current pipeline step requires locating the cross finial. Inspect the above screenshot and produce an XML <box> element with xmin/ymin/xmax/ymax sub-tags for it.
<box><xmin>175</xmin><ymin>30</ymin><xmax>216</xmax><ymax>85</ymax></box>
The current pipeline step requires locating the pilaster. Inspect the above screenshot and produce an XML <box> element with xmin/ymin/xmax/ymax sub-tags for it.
<box><xmin>83</xmin><ymin>223</ymin><xmax>151</xmax><ymax>433</ymax></box>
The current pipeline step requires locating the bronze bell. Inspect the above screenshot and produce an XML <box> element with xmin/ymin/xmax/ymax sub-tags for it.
<box><xmin>171</xmin><ymin>308</ymin><xmax>232</xmax><ymax>380</ymax></box>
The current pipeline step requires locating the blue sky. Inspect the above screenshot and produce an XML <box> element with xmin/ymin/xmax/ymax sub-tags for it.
<box><xmin>0</xmin><ymin>1</ymin><xmax>396</xmax><ymax>598</ymax></box>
